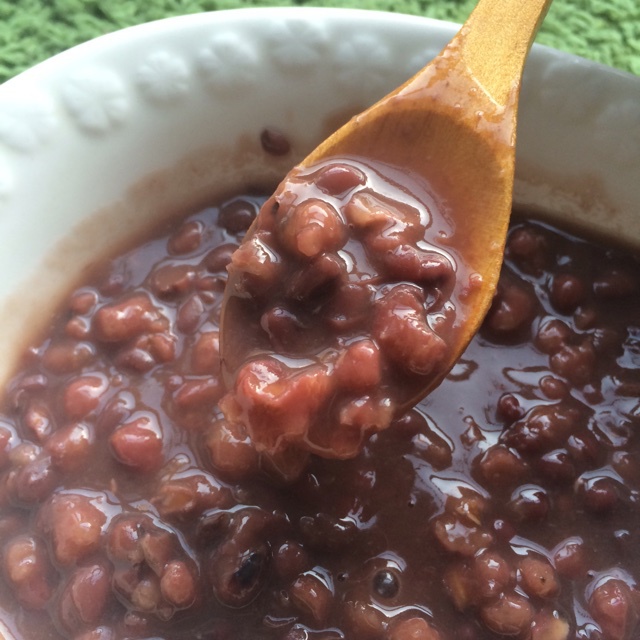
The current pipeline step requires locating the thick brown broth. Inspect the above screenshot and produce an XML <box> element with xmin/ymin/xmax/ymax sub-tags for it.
<box><xmin>0</xmin><ymin>191</ymin><xmax>639</xmax><ymax>640</ymax></box>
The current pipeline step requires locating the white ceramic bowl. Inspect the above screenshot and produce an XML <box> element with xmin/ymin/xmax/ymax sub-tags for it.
<box><xmin>0</xmin><ymin>8</ymin><xmax>639</xmax><ymax>636</ymax></box>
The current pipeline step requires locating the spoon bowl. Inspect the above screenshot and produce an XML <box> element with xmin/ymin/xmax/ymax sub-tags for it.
<box><xmin>220</xmin><ymin>0</ymin><xmax>552</xmax><ymax>459</ymax></box>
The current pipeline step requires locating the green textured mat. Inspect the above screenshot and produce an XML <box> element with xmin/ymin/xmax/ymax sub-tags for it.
<box><xmin>1</xmin><ymin>0</ymin><xmax>638</xmax><ymax>84</ymax></box>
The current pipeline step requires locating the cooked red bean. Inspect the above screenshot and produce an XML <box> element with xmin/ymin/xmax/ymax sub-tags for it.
<box><xmin>519</xmin><ymin>556</ymin><xmax>559</xmax><ymax>599</ymax></box>
<box><xmin>40</xmin><ymin>493</ymin><xmax>107</xmax><ymax>566</ymax></box>
<box><xmin>484</xmin><ymin>278</ymin><xmax>536</xmax><ymax>335</ymax></box>
<box><xmin>260</xmin><ymin>127</ymin><xmax>291</xmax><ymax>157</ymax></box>
<box><xmin>92</xmin><ymin>295</ymin><xmax>168</xmax><ymax>343</ymax></box>
<box><xmin>167</xmin><ymin>220</ymin><xmax>203</xmax><ymax>255</ymax></box>
<box><xmin>549</xmin><ymin>273</ymin><xmax>586</xmax><ymax>313</ymax></box>
<box><xmin>57</xmin><ymin>563</ymin><xmax>112</xmax><ymax>631</ymax></box>
<box><xmin>148</xmin><ymin>264</ymin><xmax>195</xmax><ymax>298</ymax></box>
<box><xmin>589</xmin><ymin>579</ymin><xmax>638</xmax><ymax>640</ymax></box>
<box><xmin>159</xmin><ymin>560</ymin><xmax>197</xmax><ymax>608</ymax></box>
<box><xmin>3</xmin><ymin>534</ymin><xmax>54</xmax><ymax>609</ymax></box>
<box><xmin>203</xmin><ymin>418</ymin><xmax>259</xmax><ymax>480</ymax></box>
<box><xmin>153</xmin><ymin>472</ymin><xmax>230</xmax><ymax>519</ymax></box>
<box><xmin>109</xmin><ymin>414</ymin><xmax>163</xmax><ymax>471</ymax></box>
<box><xmin>289</xmin><ymin>572</ymin><xmax>333</xmax><ymax>624</ymax></box>
<box><xmin>63</xmin><ymin>374</ymin><xmax>108</xmax><ymax>420</ymax></box>
<box><xmin>46</xmin><ymin>422</ymin><xmax>94</xmax><ymax>473</ymax></box>
<box><xmin>1</xmin><ymin>189</ymin><xmax>640</xmax><ymax>640</ymax></box>
<box><xmin>553</xmin><ymin>537</ymin><xmax>589</xmax><ymax>579</ymax></box>
<box><xmin>373</xmin><ymin>284</ymin><xmax>447</xmax><ymax>377</ymax></box>
<box><xmin>480</xmin><ymin>592</ymin><xmax>534</xmax><ymax>636</ymax></box>
<box><xmin>389</xmin><ymin>617</ymin><xmax>442</xmax><ymax>640</ymax></box>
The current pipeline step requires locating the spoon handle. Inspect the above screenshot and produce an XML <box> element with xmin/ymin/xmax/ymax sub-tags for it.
<box><xmin>454</xmin><ymin>0</ymin><xmax>553</xmax><ymax>107</ymax></box>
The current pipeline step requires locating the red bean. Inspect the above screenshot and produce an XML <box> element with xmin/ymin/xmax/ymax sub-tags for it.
<box><xmin>258</xmin><ymin>127</ymin><xmax>291</xmax><ymax>156</ymax></box>
<box><xmin>22</xmin><ymin>400</ymin><xmax>53</xmax><ymax>442</ymax></box>
<box><xmin>530</xmin><ymin>612</ymin><xmax>570</xmax><ymax>640</ymax></box>
<box><xmin>485</xmin><ymin>279</ymin><xmax>536</xmax><ymax>334</ymax></box>
<box><xmin>41</xmin><ymin>493</ymin><xmax>107</xmax><ymax>566</ymax></box>
<box><xmin>497</xmin><ymin>393</ymin><xmax>526</xmax><ymax>423</ymax></box>
<box><xmin>209</xmin><ymin>539</ymin><xmax>269</xmax><ymax>608</ymax></box>
<box><xmin>203</xmin><ymin>242</ymin><xmax>238</xmax><ymax>273</ymax></box>
<box><xmin>153</xmin><ymin>473</ymin><xmax>231</xmax><ymax>519</ymax></box>
<box><xmin>539</xmin><ymin>376</ymin><xmax>569</xmax><ymax>400</ymax></box>
<box><xmin>535</xmin><ymin>319</ymin><xmax>572</xmax><ymax>355</ymax></box>
<box><xmin>553</xmin><ymin>537</ymin><xmax>589</xmax><ymax>579</ymax></box>
<box><xmin>42</xmin><ymin>340</ymin><xmax>95</xmax><ymax>374</ymax></box>
<box><xmin>227</xmin><ymin>231</ymin><xmax>283</xmax><ymax>297</ymax></box>
<box><xmin>373</xmin><ymin>285</ymin><xmax>447</xmax><ymax>376</ymax></box>
<box><xmin>519</xmin><ymin>556</ymin><xmax>559</xmax><ymax>599</ymax></box>
<box><xmin>589</xmin><ymin>579</ymin><xmax>639</xmax><ymax>640</ymax></box>
<box><xmin>222</xmin><ymin>357</ymin><xmax>333</xmax><ymax>453</ymax></box>
<box><xmin>69</xmin><ymin>289</ymin><xmax>98</xmax><ymax>315</ymax></box>
<box><xmin>343</xmin><ymin>600</ymin><xmax>388</xmax><ymax>638</ymax></box>
<box><xmin>509</xmin><ymin>485</ymin><xmax>550</xmax><ymax>523</ymax></box>
<box><xmin>550</xmin><ymin>340</ymin><xmax>596</xmax><ymax>386</ymax></box>
<box><xmin>57</xmin><ymin>563</ymin><xmax>112</xmax><ymax>631</ymax></box>
<box><xmin>389</xmin><ymin>617</ymin><xmax>442</xmax><ymax>640</ymax></box>
<box><xmin>63</xmin><ymin>374</ymin><xmax>108</xmax><ymax>420</ymax></box>
<box><xmin>46</xmin><ymin>422</ymin><xmax>94</xmax><ymax>473</ymax></box>
<box><xmin>290</xmin><ymin>572</ymin><xmax>333</xmax><ymax>624</ymax></box>
<box><xmin>73</xmin><ymin>626</ymin><xmax>116</xmax><ymax>640</ymax></box>
<box><xmin>315</xmin><ymin>163</ymin><xmax>365</xmax><ymax>196</ymax></box>
<box><xmin>106</xmin><ymin>515</ymin><xmax>145</xmax><ymax>564</ymax></box>
<box><xmin>176</xmin><ymin>293</ymin><xmax>206</xmax><ymax>334</ymax></box>
<box><xmin>148</xmin><ymin>263</ymin><xmax>195</xmax><ymax>298</ymax></box>
<box><xmin>0</xmin><ymin>424</ymin><xmax>14</xmax><ymax>469</ymax></box>
<box><xmin>506</xmin><ymin>226</ymin><xmax>548</xmax><ymax>271</ymax></box>
<box><xmin>335</xmin><ymin>340</ymin><xmax>382</xmax><ymax>391</ymax></box>
<box><xmin>475</xmin><ymin>445</ymin><xmax>528</xmax><ymax>489</ymax></box>
<box><xmin>140</xmin><ymin>528</ymin><xmax>175</xmax><ymax>577</ymax></box>
<box><xmin>203</xmin><ymin>419</ymin><xmax>259</xmax><ymax>481</ymax></box>
<box><xmin>593</xmin><ymin>268</ymin><xmax>636</xmax><ymax>299</ymax></box>
<box><xmin>109</xmin><ymin>414</ymin><xmax>163</xmax><ymax>472</ymax></box>
<box><xmin>576</xmin><ymin>475</ymin><xmax>620</xmax><ymax>513</ymax></box>
<box><xmin>167</xmin><ymin>220</ymin><xmax>203</xmax><ymax>254</ymax></box>
<box><xmin>92</xmin><ymin>294</ymin><xmax>168</xmax><ymax>343</ymax></box>
<box><xmin>323</xmin><ymin>283</ymin><xmax>374</xmax><ymax>333</ymax></box>
<box><xmin>444</xmin><ymin>560</ymin><xmax>479</xmax><ymax>610</ymax></box>
<box><xmin>160</xmin><ymin>560</ymin><xmax>197</xmax><ymax>608</ymax></box>
<box><xmin>3</xmin><ymin>535</ymin><xmax>54</xmax><ymax>609</ymax></box>
<box><xmin>344</xmin><ymin>191</ymin><xmax>419</xmax><ymax>242</ymax></box>
<box><xmin>273</xmin><ymin>541</ymin><xmax>310</xmax><ymax>582</ymax></box>
<box><xmin>190</xmin><ymin>330</ymin><xmax>220</xmax><ymax>376</ymax></box>
<box><xmin>550</xmin><ymin>273</ymin><xmax>586</xmax><ymax>313</ymax></box>
<box><xmin>432</xmin><ymin>513</ymin><xmax>494</xmax><ymax>557</ymax></box>
<box><xmin>473</xmin><ymin>550</ymin><xmax>512</xmax><ymax>600</ymax></box>
<box><xmin>480</xmin><ymin>592</ymin><xmax>534</xmax><ymax>636</ymax></box>
<box><xmin>13</xmin><ymin>454</ymin><xmax>58</xmax><ymax>504</ymax></box>
<box><xmin>277</xmin><ymin>198</ymin><xmax>346</xmax><ymax>259</ymax></box>
<box><xmin>536</xmin><ymin>449</ymin><xmax>576</xmax><ymax>483</ymax></box>
<box><xmin>131</xmin><ymin>575</ymin><xmax>162</xmax><ymax>611</ymax></box>
<box><xmin>503</xmin><ymin>404</ymin><xmax>578</xmax><ymax>455</ymax></box>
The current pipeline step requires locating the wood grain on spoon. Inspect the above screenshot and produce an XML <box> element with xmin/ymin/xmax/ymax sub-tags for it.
<box><xmin>220</xmin><ymin>0</ymin><xmax>553</xmax><ymax>462</ymax></box>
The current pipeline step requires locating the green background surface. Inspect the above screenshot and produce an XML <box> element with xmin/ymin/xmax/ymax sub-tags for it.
<box><xmin>0</xmin><ymin>0</ymin><xmax>639</xmax><ymax>84</ymax></box>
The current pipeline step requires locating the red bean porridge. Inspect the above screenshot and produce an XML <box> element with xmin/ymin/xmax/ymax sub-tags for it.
<box><xmin>1</xmin><ymin>185</ymin><xmax>640</xmax><ymax>640</ymax></box>
<box><xmin>221</xmin><ymin>158</ymin><xmax>475</xmax><ymax>459</ymax></box>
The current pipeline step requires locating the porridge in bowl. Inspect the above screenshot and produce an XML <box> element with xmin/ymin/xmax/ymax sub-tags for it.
<box><xmin>1</xmin><ymin>182</ymin><xmax>640</xmax><ymax>640</ymax></box>
<box><xmin>1</xmin><ymin>7</ymin><xmax>640</xmax><ymax>640</ymax></box>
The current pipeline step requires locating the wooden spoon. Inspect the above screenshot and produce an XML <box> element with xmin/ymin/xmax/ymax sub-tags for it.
<box><xmin>219</xmin><ymin>0</ymin><xmax>553</xmax><ymax>460</ymax></box>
